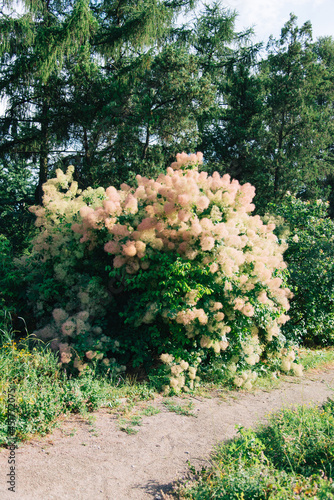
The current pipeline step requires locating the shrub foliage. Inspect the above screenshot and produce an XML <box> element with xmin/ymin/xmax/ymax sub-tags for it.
<box><xmin>269</xmin><ymin>195</ymin><xmax>334</xmax><ymax>346</ymax></box>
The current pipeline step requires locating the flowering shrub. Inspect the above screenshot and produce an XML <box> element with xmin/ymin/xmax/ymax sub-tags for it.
<box><xmin>268</xmin><ymin>195</ymin><xmax>334</xmax><ymax>346</ymax></box>
<box><xmin>68</xmin><ymin>152</ymin><xmax>294</xmax><ymax>390</ymax></box>
<box><xmin>22</xmin><ymin>154</ymin><xmax>297</xmax><ymax>389</ymax></box>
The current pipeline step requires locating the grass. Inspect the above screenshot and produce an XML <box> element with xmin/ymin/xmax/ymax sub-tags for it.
<box><xmin>177</xmin><ymin>398</ymin><xmax>334</xmax><ymax>499</ymax></box>
<box><xmin>118</xmin><ymin>415</ymin><xmax>143</xmax><ymax>434</ymax></box>
<box><xmin>163</xmin><ymin>399</ymin><xmax>197</xmax><ymax>417</ymax></box>
<box><xmin>141</xmin><ymin>405</ymin><xmax>160</xmax><ymax>417</ymax></box>
<box><xmin>299</xmin><ymin>347</ymin><xmax>334</xmax><ymax>371</ymax></box>
<box><xmin>1</xmin><ymin>321</ymin><xmax>334</xmax><ymax>498</ymax></box>
<box><xmin>0</xmin><ymin>334</ymin><xmax>108</xmax><ymax>444</ymax></box>
<box><xmin>1</xmin><ymin>316</ymin><xmax>334</xmax><ymax>448</ymax></box>
<box><xmin>114</xmin><ymin>402</ymin><xmax>161</xmax><ymax>434</ymax></box>
<box><xmin>0</xmin><ymin>326</ymin><xmax>157</xmax><ymax>445</ymax></box>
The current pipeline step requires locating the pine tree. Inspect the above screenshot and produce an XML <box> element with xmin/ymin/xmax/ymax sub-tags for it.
<box><xmin>200</xmin><ymin>13</ymin><xmax>334</xmax><ymax>210</ymax></box>
<box><xmin>50</xmin><ymin>0</ymin><xmax>215</xmax><ymax>188</ymax></box>
<box><xmin>199</xmin><ymin>44</ymin><xmax>263</xmax><ymax>180</ymax></box>
<box><xmin>313</xmin><ymin>36</ymin><xmax>334</xmax><ymax>215</ymax></box>
<box><xmin>189</xmin><ymin>1</ymin><xmax>260</xmax><ymax>176</ymax></box>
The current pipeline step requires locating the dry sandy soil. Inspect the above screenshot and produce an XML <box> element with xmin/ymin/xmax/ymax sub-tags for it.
<box><xmin>1</xmin><ymin>368</ymin><xmax>334</xmax><ymax>500</ymax></box>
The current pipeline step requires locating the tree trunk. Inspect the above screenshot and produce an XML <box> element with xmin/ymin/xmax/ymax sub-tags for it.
<box><xmin>36</xmin><ymin>90</ymin><xmax>50</xmax><ymax>204</ymax></box>
<box><xmin>142</xmin><ymin>122</ymin><xmax>150</xmax><ymax>160</ymax></box>
<box><xmin>274</xmin><ymin>111</ymin><xmax>285</xmax><ymax>199</ymax></box>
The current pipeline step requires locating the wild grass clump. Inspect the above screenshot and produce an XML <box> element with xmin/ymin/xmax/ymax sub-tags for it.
<box><xmin>0</xmin><ymin>312</ymin><xmax>162</xmax><ymax>445</ymax></box>
<box><xmin>178</xmin><ymin>398</ymin><xmax>334</xmax><ymax>499</ymax></box>
<box><xmin>0</xmin><ymin>327</ymin><xmax>126</xmax><ymax>445</ymax></box>
<box><xmin>299</xmin><ymin>347</ymin><xmax>334</xmax><ymax>371</ymax></box>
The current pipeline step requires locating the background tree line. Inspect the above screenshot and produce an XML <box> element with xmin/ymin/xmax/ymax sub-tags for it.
<box><xmin>1</xmin><ymin>0</ymin><xmax>334</xmax><ymax>250</ymax></box>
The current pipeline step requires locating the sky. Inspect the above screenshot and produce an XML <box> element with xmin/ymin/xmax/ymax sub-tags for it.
<box><xmin>197</xmin><ymin>0</ymin><xmax>334</xmax><ymax>44</ymax></box>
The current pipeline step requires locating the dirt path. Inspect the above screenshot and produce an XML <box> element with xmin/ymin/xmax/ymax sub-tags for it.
<box><xmin>1</xmin><ymin>369</ymin><xmax>334</xmax><ymax>500</ymax></box>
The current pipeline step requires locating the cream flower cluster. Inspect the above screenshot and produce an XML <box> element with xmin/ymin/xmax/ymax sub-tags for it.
<box><xmin>280</xmin><ymin>348</ymin><xmax>303</xmax><ymax>376</ymax></box>
<box><xmin>160</xmin><ymin>353</ymin><xmax>199</xmax><ymax>392</ymax></box>
<box><xmin>29</xmin><ymin>165</ymin><xmax>106</xmax><ymax>263</ymax></box>
<box><xmin>75</xmin><ymin>154</ymin><xmax>289</xmax><ymax>301</ymax></box>
<box><xmin>241</xmin><ymin>334</ymin><xmax>262</xmax><ymax>366</ymax></box>
<box><xmin>26</xmin><ymin>167</ymin><xmax>115</xmax><ymax>369</ymax></box>
<box><xmin>233</xmin><ymin>370</ymin><xmax>258</xmax><ymax>390</ymax></box>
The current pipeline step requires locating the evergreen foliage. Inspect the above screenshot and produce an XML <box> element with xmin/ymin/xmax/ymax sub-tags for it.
<box><xmin>201</xmin><ymin>14</ymin><xmax>334</xmax><ymax>210</ymax></box>
<box><xmin>0</xmin><ymin>0</ymin><xmax>199</xmax><ymax>200</ymax></box>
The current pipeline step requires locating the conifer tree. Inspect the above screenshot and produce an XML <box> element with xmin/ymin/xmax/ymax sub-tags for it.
<box><xmin>0</xmin><ymin>0</ymin><xmax>196</xmax><ymax>199</ymax></box>
<box><xmin>189</xmin><ymin>1</ymin><xmax>260</xmax><ymax>175</ymax></box>
<box><xmin>0</xmin><ymin>0</ymin><xmax>98</xmax><ymax>201</ymax></box>
<box><xmin>258</xmin><ymin>14</ymin><xmax>334</xmax><ymax>203</ymax></box>
<box><xmin>313</xmin><ymin>36</ymin><xmax>334</xmax><ymax>214</ymax></box>
<box><xmin>200</xmin><ymin>13</ymin><xmax>334</xmax><ymax>210</ymax></box>
<box><xmin>0</xmin><ymin>0</ymin><xmax>96</xmax><ymax>201</ymax></box>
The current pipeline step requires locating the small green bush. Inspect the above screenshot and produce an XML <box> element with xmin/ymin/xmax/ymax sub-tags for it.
<box><xmin>0</xmin><ymin>237</ymin><xmax>20</xmax><ymax>318</ymax></box>
<box><xmin>269</xmin><ymin>195</ymin><xmax>334</xmax><ymax>346</ymax></box>
<box><xmin>0</xmin><ymin>160</ymin><xmax>35</xmax><ymax>252</ymax></box>
<box><xmin>258</xmin><ymin>401</ymin><xmax>334</xmax><ymax>478</ymax></box>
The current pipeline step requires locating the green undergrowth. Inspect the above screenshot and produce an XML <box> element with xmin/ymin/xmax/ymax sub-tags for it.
<box><xmin>1</xmin><ymin>321</ymin><xmax>334</xmax><ymax>444</ymax></box>
<box><xmin>177</xmin><ymin>399</ymin><xmax>334</xmax><ymax>499</ymax></box>
<box><xmin>252</xmin><ymin>347</ymin><xmax>334</xmax><ymax>392</ymax></box>
<box><xmin>298</xmin><ymin>347</ymin><xmax>334</xmax><ymax>371</ymax></box>
<box><xmin>0</xmin><ymin>327</ymin><xmax>156</xmax><ymax>445</ymax></box>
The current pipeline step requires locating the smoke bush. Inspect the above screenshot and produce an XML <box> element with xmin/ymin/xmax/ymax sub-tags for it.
<box><xmin>24</xmin><ymin>155</ymin><xmax>297</xmax><ymax>390</ymax></box>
